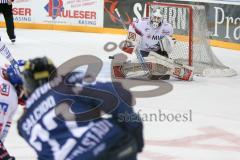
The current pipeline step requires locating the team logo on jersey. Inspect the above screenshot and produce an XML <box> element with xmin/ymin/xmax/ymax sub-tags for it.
<box><xmin>0</xmin><ymin>83</ymin><xmax>10</xmax><ymax>96</ymax></box>
<box><xmin>44</xmin><ymin>0</ymin><xmax>64</xmax><ymax>19</ymax></box>
<box><xmin>152</xmin><ymin>35</ymin><xmax>163</xmax><ymax>40</ymax></box>
<box><xmin>0</xmin><ymin>102</ymin><xmax>9</xmax><ymax>115</ymax></box>
<box><xmin>128</xmin><ymin>32</ymin><xmax>136</xmax><ymax>41</ymax></box>
<box><xmin>147</xmin><ymin>34</ymin><xmax>151</xmax><ymax>39</ymax></box>
<box><xmin>162</xmin><ymin>29</ymin><xmax>170</xmax><ymax>35</ymax></box>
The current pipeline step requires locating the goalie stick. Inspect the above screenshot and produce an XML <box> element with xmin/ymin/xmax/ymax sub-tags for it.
<box><xmin>114</xmin><ymin>8</ymin><xmax>151</xmax><ymax>78</ymax></box>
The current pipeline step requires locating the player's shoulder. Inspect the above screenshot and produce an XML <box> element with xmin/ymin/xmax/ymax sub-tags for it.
<box><xmin>162</xmin><ymin>20</ymin><xmax>173</xmax><ymax>28</ymax></box>
<box><xmin>161</xmin><ymin>20</ymin><xmax>173</xmax><ymax>35</ymax></box>
<box><xmin>0</xmin><ymin>74</ymin><xmax>18</xmax><ymax>110</ymax></box>
<box><xmin>0</xmin><ymin>73</ymin><xmax>17</xmax><ymax>98</ymax></box>
<box><xmin>140</xmin><ymin>17</ymin><xmax>150</xmax><ymax>22</ymax></box>
<box><xmin>133</xmin><ymin>17</ymin><xmax>150</xmax><ymax>25</ymax></box>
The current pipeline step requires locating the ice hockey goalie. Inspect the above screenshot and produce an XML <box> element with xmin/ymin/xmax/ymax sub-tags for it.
<box><xmin>112</xmin><ymin>8</ymin><xmax>193</xmax><ymax>81</ymax></box>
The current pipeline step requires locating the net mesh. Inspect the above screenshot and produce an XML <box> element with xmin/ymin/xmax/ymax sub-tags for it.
<box><xmin>148</xmin><ymin>2</ymin><xmax>237</xmax><ymax>76</ymax></box>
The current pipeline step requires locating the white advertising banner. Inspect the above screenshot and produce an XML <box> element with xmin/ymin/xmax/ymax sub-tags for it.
<box><xmin>0</xmin><ymin>0</ymin><xmax>34</xmax><ymax>23</ymax></box>
<box><xmin>0</xmin><ymin>0</ymin><xmax>104</xmax><ymax>27</ymax></box>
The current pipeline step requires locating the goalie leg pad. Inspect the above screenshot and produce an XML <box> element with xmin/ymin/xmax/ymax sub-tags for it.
<box><xmin>173</xmin><ymin>67</ymin><xmax>193</xmax><ymax>81</ymax></box>
<box><xmin>112</xmin><ymin>61</ymin><xmax>154</xmax><ymax>79</ymax></box>
<box><xmin>149</xmin><ymin>51</ymin><xmax>194</xmax><ymax>81</ymax></box>
<box><xmin>112</xmin><ymin>65</ymin><xmax>125</xmax><ymax>79</ymax></box>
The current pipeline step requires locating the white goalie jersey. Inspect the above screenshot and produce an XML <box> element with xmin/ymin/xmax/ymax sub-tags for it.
<box><xmin>117</xmin><ymin>16</ymin><xmax>193</xmax><ymax>81</ymax></box>
<box><xmin>128</xmin><ymin>17</ymin><xmax>174</xmax><ymax>52</ymax></box>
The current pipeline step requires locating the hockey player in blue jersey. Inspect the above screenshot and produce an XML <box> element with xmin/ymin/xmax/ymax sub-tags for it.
<box><xmin>17</xmin><ymin>57</ymin><xmax>144</xmax><ymax>160</ymax></box>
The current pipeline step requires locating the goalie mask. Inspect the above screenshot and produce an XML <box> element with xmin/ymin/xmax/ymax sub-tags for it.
<box><xmin>150</xmin><ymin>8</ymin><xmax>163</xmax><ymax>29</ymax></box>
<box><xmin>21</xmin><ymin>57</ymin><xmax>57</xmax><ymax>96</ymax></box>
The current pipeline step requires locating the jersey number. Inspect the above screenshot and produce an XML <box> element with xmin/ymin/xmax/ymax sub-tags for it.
<box><xmin>29</xmin><ymin>109</ymin><xmax>89</xmax><ymax>160</ymax></box>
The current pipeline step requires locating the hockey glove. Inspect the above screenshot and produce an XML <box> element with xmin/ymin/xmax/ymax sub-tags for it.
<box><xmin>122</xmin><ymin>40</ymin><xmax>135</xmax><ymax>54</ymax></box>
<box><xmin>0</xmin><ymin>141</ymin><xmax>15</xmax><ymax>160</ymax></box>
<box><xmin>122</xmin><ymin>46</ymin><xmax>134</xmax><ymax>54</ymax></box>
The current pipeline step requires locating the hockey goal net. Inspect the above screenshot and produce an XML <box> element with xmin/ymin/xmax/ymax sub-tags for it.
<box><xmin>146</xmin><ymin>2</ymin><xmax>237</xmax><ymax>77</ymax></box>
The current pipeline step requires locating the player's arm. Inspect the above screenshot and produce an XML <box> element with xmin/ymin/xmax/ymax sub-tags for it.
<box><xmin>0</xmin><ymin>88</ymin><xmax>18</xmax><ymax>142</ymax></box>
<box><xmin>111</xmin><ymin>82</ymin><xmax>144</xmax><ymax>152</ymax></box>
<box><xmin>0</xmin><ymin>105</ymin><xmax>17</xmax><ymax>143</ymax></box>
<box><xmin>122</xmin><ymin>20</ymin><xmax>142</xmax><ymax>54</ymax></box>
<box><xmin>87</xmin><ymin>81</ymin><xmax>144</xmax><ymax>152</ymax></box>
<box><xmin>159</xmin><ymin>23</ymin><xmax>176</xmax><ymax>53</ymax></box>
<box><xmin>166</xmin><ymin>23</ymin><xmax>174</xmax><ymax>36</ymax></box>
<box><xmin>0</xmin><ymin>42</ymin><xmax>19</xmax><ymax>73</ymax></box>
<box><xmin>0</xmin><ymin>122</ymin><xmax>11</xmax><ymax>143</ymax></box>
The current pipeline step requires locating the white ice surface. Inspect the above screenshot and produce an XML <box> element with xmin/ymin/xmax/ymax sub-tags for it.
<box><xmin>0</xmin><ymin>29</ymin><xmax>239</xmax><ymax>160</ymax></box>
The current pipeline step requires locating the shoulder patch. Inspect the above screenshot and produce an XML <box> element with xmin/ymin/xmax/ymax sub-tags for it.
<box><xmin>128</xmin><ymin>32</ymin><xmax>137</xmax><ymax>41</ymax></box>
<box><xmin>134</xmin><ymin>19</ymin><xmax>139</xmax><ymax>23</ymax></box>
<box><xmin>0</xmin><ymin>102</ymin><xmax>9</xmax><ymax>115</ymax></box>
<box><xmin>142</xmin><ymin>17</ymin><xmax>149</xmax><ymax>20</ymax></box>
<box><xmin>163</xmin><ymin>22</ymin><xmax>173</xmax><ymax>28</ymax></box>
<box><xmin>141</xmin><ymin>17</ymin><xmax>150</xmax><ymax>22</ymax></box>
<box><xmin>0</xmin><ymin>83</ymin><xmax>10</xmax><ymax>96</ymax></box>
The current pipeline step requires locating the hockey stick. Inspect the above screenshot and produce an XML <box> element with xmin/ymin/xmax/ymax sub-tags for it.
<box><xmin>114</xmin><ymin>8</ymin><xmax>128</xmax><ymax>30</ymax></box>
<box><xmin>114</xmin><ymin>8</ymin><xmax>151</xmax><ymax>78</ymax></box>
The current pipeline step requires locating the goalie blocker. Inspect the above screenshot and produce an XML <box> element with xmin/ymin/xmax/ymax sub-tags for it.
<box><xmin>112</xmin><ymin>52</ymin><xmax>194</xmax><ymax>81</ymax></box>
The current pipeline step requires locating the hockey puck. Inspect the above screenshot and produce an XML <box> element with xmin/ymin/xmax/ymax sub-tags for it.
<box><xmin>108</xmin><ymin>56</ymin><xmax>115</xmax><ymax>59</ymax></box>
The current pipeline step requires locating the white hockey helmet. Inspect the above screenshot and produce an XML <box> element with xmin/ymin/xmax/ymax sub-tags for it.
<box><xmin>150</xmin><ymin>8</ymin><xmax>163</xmax><ymax>29</ymax></box>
